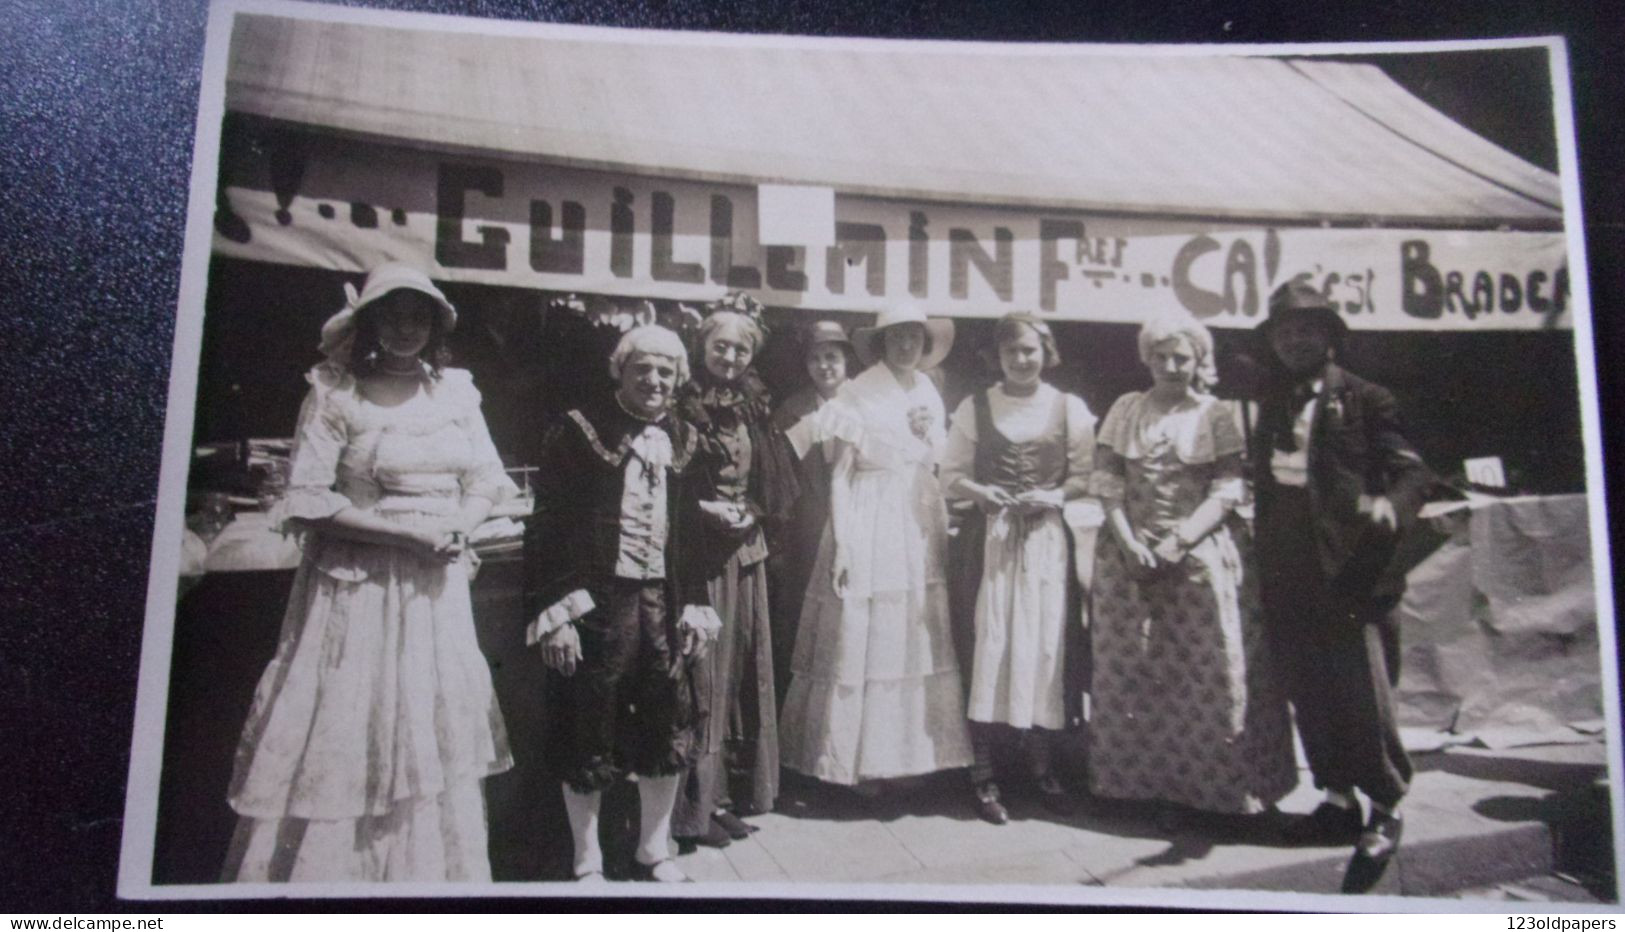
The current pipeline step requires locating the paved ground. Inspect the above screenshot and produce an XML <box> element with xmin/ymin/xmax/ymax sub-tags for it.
<box><xmin>1454</xmin><ymin>874</ymin><xmax>1607</xmax><ymax>904</ymax></box>
<box><xmin>667</xmin><ymin>739</ymin><xmax>1614</xmax><ymax>903</ymax></box>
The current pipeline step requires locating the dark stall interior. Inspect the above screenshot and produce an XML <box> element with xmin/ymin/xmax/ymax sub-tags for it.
<box><xmin>193</xmin><ymin>256</ymin><xmax>1587</xmax><ymax>495</ymax></box>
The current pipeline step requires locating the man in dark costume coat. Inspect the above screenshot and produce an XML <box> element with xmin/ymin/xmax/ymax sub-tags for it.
<box><xmin>1249</xmin><ymin>281</ymin><xmax>1433</xmax><ymax>867</ymax></box>
<box><xmin>524</xmin><ymin>324</ymin><xmax>720</xmax><ymax>883</ymax></box>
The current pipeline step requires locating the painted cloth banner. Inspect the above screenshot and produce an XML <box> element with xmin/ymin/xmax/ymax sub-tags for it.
<box><xmin>213</xmin><ymin>130</ymin><xmax>1571</xmax><ymax>330</ymax></box>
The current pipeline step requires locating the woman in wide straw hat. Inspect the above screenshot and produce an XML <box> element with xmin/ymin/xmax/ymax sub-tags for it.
<box><xmin>223</xmin><ymin>260</ymin><xmax>517</xmax><ymax>882</ymax></box>
<box><xmin>779</xmin><ymin>304</ymin><xmax>974</xmax><ymax>792</ymax></box>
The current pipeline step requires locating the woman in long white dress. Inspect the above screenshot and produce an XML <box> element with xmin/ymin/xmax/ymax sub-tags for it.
<box><xmin>223</xmin><ymin>262</ymin><xmax>517</xmax><ymax>882</ymax></box>
<box><xmin>778</xmin><ymin>305</ymin><xmax>974</xmax><ymax>789</ymax></box>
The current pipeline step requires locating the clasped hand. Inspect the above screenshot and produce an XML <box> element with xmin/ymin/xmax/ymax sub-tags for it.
<box><xmin>1122</xmin><ymin>529</ymin><xmax>1185</xmax><ymax>571</ymax></box>
<box><xmin>412</xmin><ymin>524</ymin><xmax>468</xmax><ymax>563</ymax></box>
<box><xmin>700</xmin><ymin>499</ymin><xmax>756</xmax><ymax>533</ymax></box>
<box><xmin>1150</xmin><ymin>534</ymin><xmax>1188</xmax><ymax>565</ymax></box>
<box><xmin>974</xmin><ymin>484</ymin><xmax>1062</xmax><ymax>516</ymax></box>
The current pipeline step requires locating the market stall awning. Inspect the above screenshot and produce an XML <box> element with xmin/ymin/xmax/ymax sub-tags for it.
<box><xmin>225</xmin><ymin>14</ymin><xmax>1562</xmax><ymax>229</ymax></box>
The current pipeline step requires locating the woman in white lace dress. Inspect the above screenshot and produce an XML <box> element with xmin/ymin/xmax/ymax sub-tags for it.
<box><xmin>779</xmin><ymin>304</ymin><xmax>974</xmax><ymax>789</ymax></box>
<box><xmin>223</xmin><ymin>262</ymin><xmax>517</xmax><ymax>883</ymax></box>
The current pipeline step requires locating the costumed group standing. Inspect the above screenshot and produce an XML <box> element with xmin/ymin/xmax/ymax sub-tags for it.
<box><xmin>226</xmin><ymin>258</ymin><xmax>1430</xmax><ymax>885</ymax></box>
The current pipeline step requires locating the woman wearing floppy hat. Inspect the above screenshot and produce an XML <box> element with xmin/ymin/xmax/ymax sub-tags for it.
<box><xmin>223</xmin><ymin>261</ymin><xmax>517</xmax><ymax>882</ymax></box>
<box><xmin>779</xmin><ymin>304</ymin><xmax>974</xmax><ymax>792</ymax></box>
<box><xmin>768</xmin><ymin>320</ymin><xmax>860</xmax><ymax>706</ymax></box>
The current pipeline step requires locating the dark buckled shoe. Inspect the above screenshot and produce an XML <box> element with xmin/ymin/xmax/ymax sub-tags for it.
<box><xmin>1035</xmin><ymin>775</ymin><xmax>1077</xmax><ymax>816</ymax></box>
<box><xmin>975</xmin><ymin>781</ymin><xmax>1009</xmax><ymax>826</ymax></box>
<box><xmin>1356</xmin><ymin>809</ymin><xmax>1403</xmax><ymax>863</ymax></box>
<box><xmin>674</xmin><ymin>819</ymin><xmax>732</xmax><ymax>854</ymax></box>
<box><xmin>1281</xmin><ymin>802</ymin><xmax>1363</xmax><ymax>846</ymax></box>
<box><xmin>712</xmin><ymin>810</ymin><xmax>757</xmax><ymax>840</ymax></box>
<box><xmin>630</xmin><ymin>858</ymin><xmax>691</xmax><ymax>883</ymax></box>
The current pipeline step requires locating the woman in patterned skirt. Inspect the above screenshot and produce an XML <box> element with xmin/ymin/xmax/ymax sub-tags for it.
<box><xmin>1087</xmin><ymin>310</ymin><xmax>1296</xmax><ymax>824</ymax></box>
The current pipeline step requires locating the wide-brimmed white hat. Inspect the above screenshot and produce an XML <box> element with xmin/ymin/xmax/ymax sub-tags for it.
<box><xmin>852</xmin><ymin>304</ymin><xmax>955</xmax><ymax>370</ymax></box>
<box><xmin>318</xmin><ymin>262</ymin><xmax>457</xmax><ymax>362</ymax></box>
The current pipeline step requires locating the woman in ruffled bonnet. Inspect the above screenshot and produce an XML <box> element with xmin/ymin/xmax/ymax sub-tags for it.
<box><xmin>223</xmin><ymin>261</ymin><xmax>517</xmax><ymax>883</ymax></box>
<box><xmin>1086</xmin><ymin>308</ymin><xmax>1296</xmax><ymax>826</ymax></box>
<box><xmin>671</xmin><ymin>293</ymin><xmax>800</xmax><ymax>851</ymax></box>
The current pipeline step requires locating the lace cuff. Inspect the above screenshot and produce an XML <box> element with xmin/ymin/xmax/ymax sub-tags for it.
<box><xmin>525</xmin><ymin>589</ymin><xmax>596</xmax><ymax>646</ymax></box>
<box><xmin>679</xmin><ymin>605</ymin><xmax>723</xmax><ymax>643</ymax></box>
<box><xmin>269</xmin><ymin>487</ymin><xmax>351</xmax><ymax>534</ymax></box>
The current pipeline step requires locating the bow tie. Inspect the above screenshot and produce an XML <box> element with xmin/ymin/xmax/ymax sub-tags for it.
<box><xmin>1290</xmin><ymin>380</ymin><xmax>1319</xmax><ymax>410</ymax></box>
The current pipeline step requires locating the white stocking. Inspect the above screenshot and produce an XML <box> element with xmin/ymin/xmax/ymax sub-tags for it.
<box><xmin>1324</xmin><ymin>788</ymin><xmax>1358</xmax><ymax>811</ymax></box>
<box><xmin>561</xmin><ymin>784</ymin><xmax>604</xmax><ymax>877</ymax></box>
<box><xmin>635</xmin><ymin>773</ymin><xmax>681</xmax><ymax>866</ymax></box>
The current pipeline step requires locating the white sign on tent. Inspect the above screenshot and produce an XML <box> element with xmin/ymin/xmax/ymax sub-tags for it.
<box><xmin>213</xmin><ymin>133</ymin><xmax>1570</xmax><ymax>330</ymax></box>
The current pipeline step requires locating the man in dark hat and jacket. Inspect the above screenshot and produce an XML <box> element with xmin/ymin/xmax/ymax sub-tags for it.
<box><xmin>1250</xmin><ymin>280</ymin><xmax>1433</xmax><ymax>866</ymax></box>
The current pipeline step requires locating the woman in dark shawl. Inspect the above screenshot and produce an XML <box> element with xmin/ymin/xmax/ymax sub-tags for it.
<box><xmin>671</xmin><ymin>293</ymin><xmax>800</xmax><ymax>851</ymax></box>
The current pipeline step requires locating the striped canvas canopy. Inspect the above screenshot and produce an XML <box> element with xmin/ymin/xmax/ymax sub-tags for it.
<box><xmin>225</xmin><ymin>13</ymin><xmax>1561</xmax><ymax>229</ymax></box>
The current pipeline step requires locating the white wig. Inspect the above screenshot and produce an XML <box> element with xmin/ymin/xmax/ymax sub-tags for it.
<box><xmin>1137</xmin><ymin>309</ymin><xmax>1218</xmax><ymax>391</ymax></box>
<box><xmin>609</xmin><ymin>324</ymin><xmax>691</xmax><ymax>386</ymax></box>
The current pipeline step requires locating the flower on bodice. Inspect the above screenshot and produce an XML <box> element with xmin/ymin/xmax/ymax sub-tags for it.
<box><xmin>907</xmin><ymin>404</ymin><xmax>933</xmax><ymax>441</ymax></box>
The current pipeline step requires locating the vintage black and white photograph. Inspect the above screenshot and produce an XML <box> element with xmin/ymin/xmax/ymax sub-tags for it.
<box><xmin>117</xmin><ymin>0</ymin><xmax>1618</xmax><ymax>907</ymax></box>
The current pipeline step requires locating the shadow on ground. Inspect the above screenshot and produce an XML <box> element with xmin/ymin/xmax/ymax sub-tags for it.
<box><xmin>1418</xmin><ymin>749</ymin><xmax>1614</xmax><ymax>902</ymax></box>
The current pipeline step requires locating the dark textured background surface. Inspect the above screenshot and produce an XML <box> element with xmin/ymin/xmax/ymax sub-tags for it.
<box><xmin>2</xmin><ymin>0</ymin><xmax>1621</xmax><ymax>912</ymax></box>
